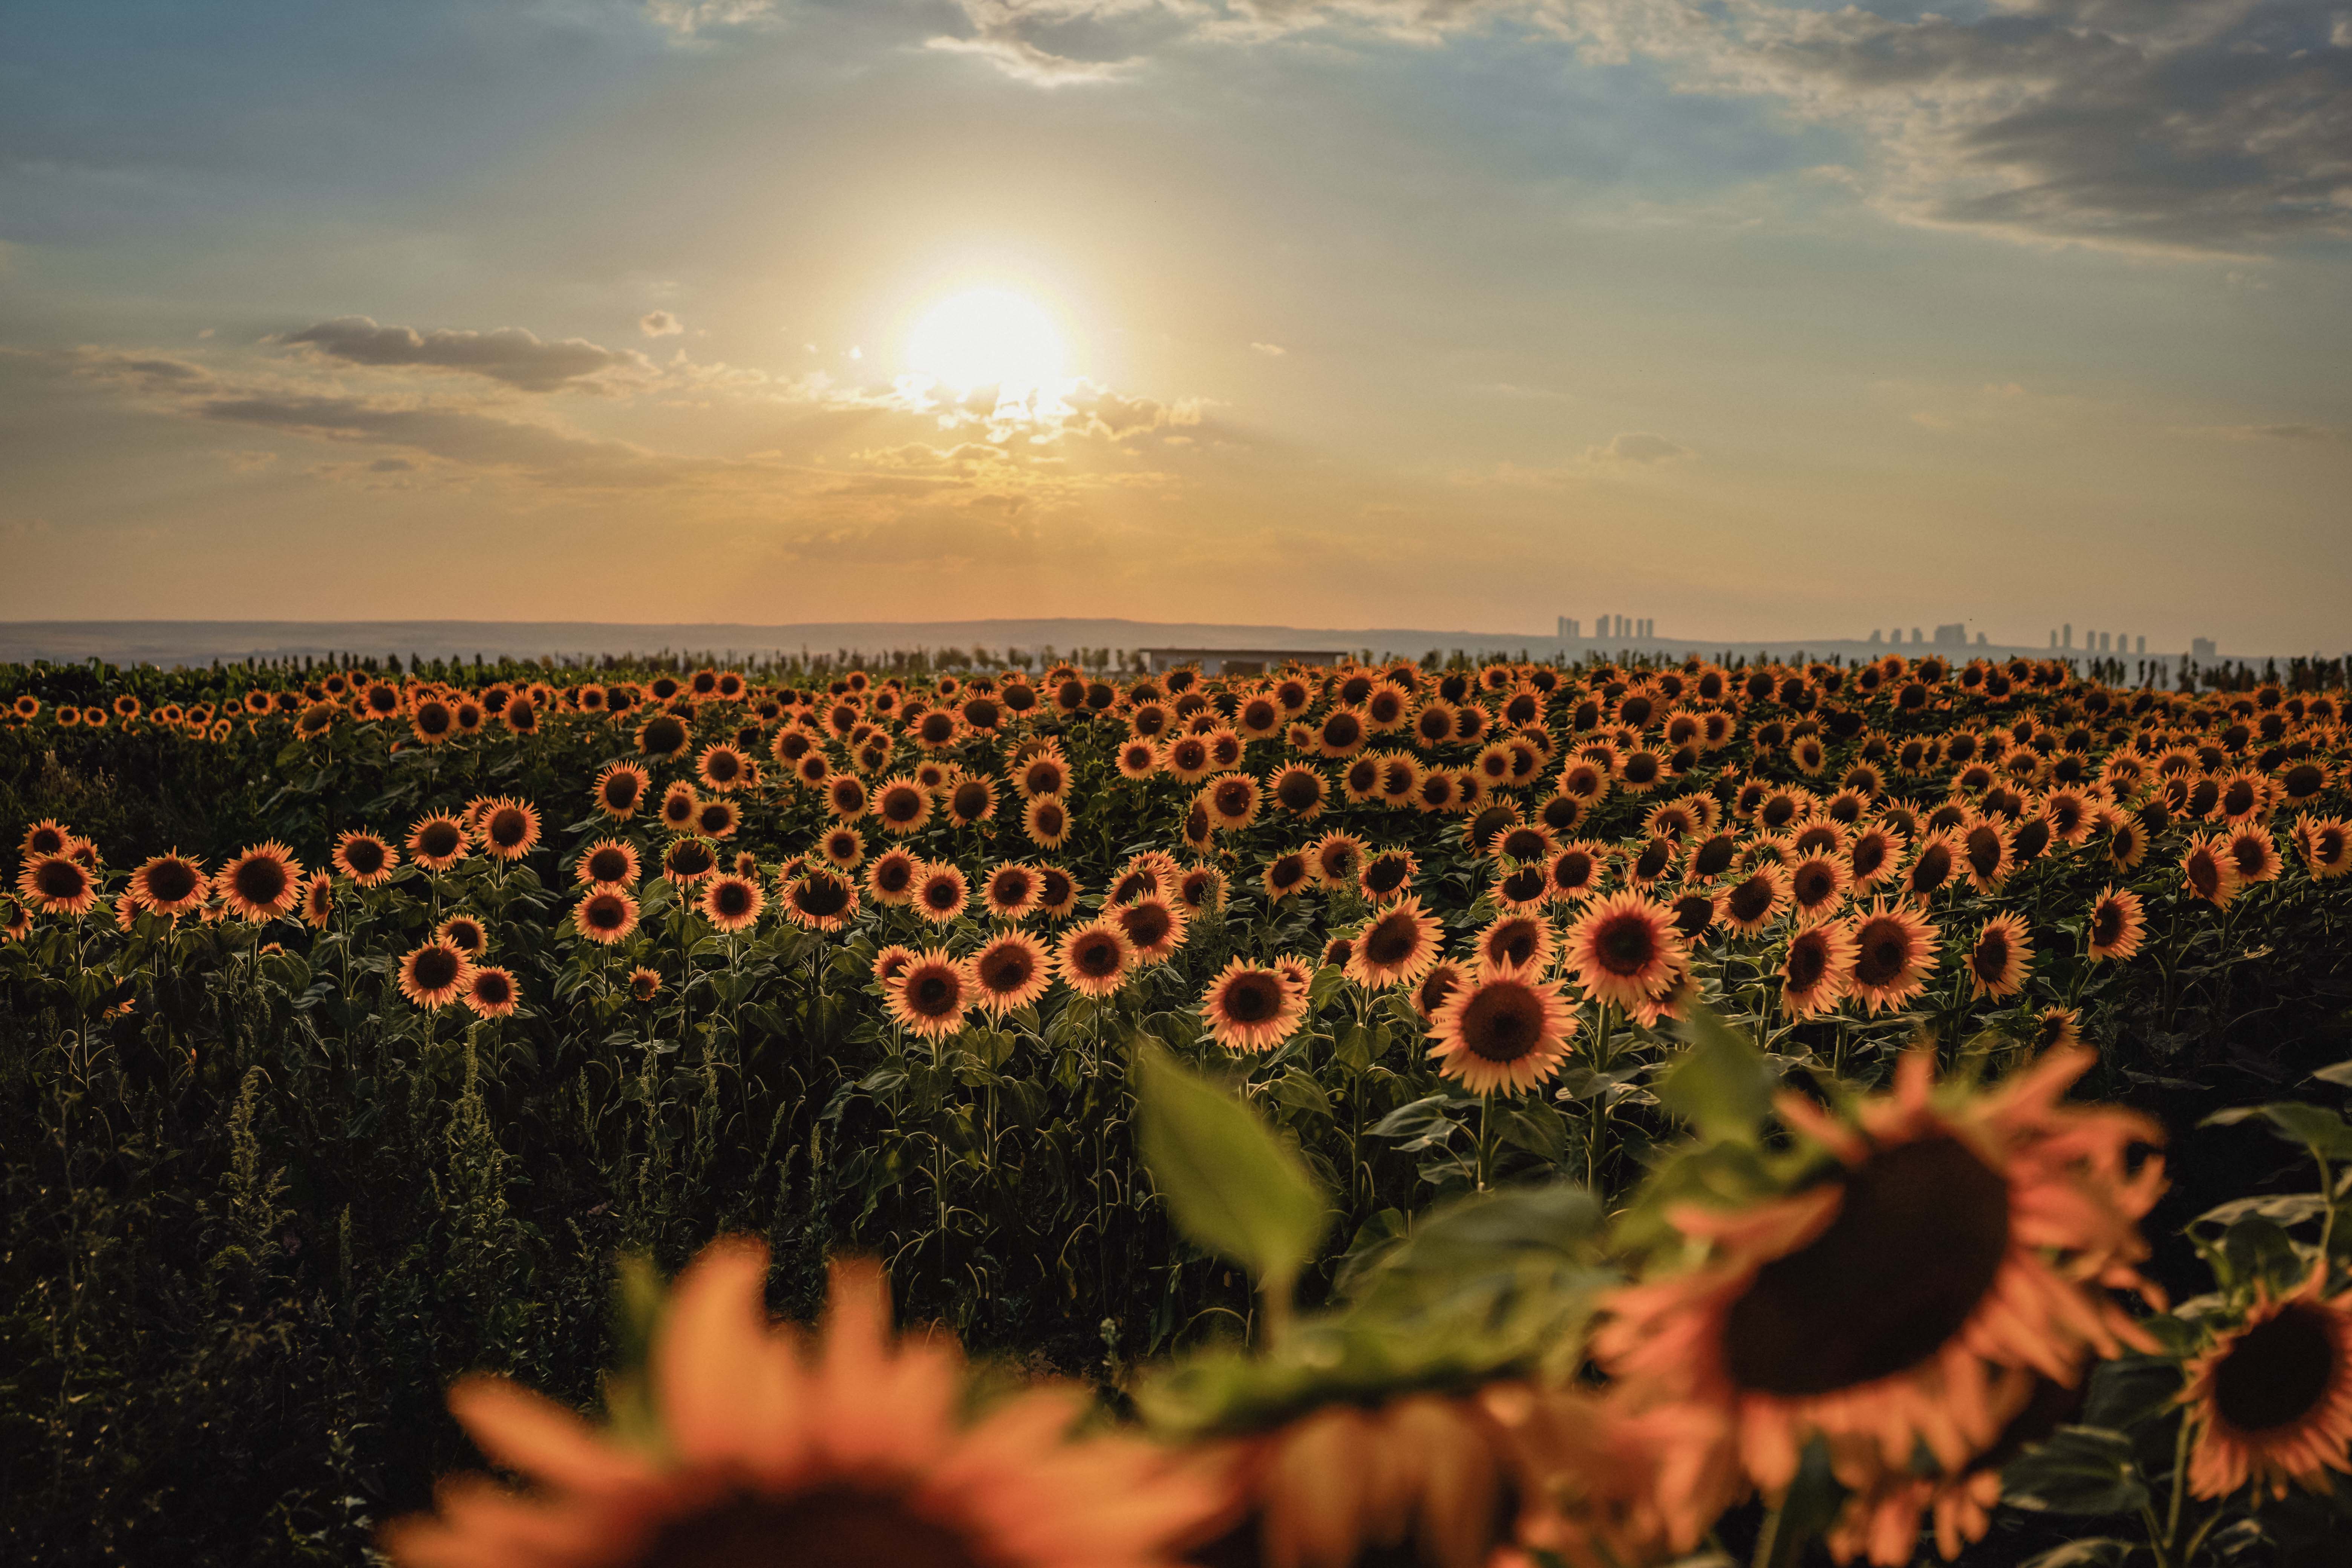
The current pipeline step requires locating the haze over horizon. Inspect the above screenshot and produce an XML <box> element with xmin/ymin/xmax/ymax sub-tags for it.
<box><xmin>4</xmin><ymin>1</ymin><xmax>2347</xmax><ymax>650</ymax></box>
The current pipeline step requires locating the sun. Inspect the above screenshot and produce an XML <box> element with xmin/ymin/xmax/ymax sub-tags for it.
<box><xmin>903</xmin><ymin>287</ymin><xmax>1069</xmax><ymax>395</ymax></box>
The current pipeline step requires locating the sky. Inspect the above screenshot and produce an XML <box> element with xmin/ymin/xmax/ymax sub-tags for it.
<box><xmin>2</xmin><ymin>0</ymin><xmax>2348</xmax><ymax>654</ymax></box>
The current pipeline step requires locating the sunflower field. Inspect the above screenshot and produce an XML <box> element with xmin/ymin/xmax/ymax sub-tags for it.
<box><xmin>5</xmin><ymin>649</ymin><xmax>2352</xmax><ymax>1568</ymax></box>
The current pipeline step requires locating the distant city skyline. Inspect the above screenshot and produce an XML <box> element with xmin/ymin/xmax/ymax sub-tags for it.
<box><xmin>3</xmin><ymin>3</ymin><xmax>2346</xmax><ymax>646</ymax></box>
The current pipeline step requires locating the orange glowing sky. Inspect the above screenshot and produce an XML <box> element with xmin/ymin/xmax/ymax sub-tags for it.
<box><xmin>3</xmin><ymin>0</ymin><xmax>2348</xmax><ymax>652</ymax></box>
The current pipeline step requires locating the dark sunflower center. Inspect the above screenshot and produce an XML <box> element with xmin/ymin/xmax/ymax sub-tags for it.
<box><xmin>587</xmin><ymin>897</ymin><xmax>626</xmax><ymax>931</ymax></box>
<box><xmin>1215</xmin><ymin>783</ymin><xmax>1251</xmax><ymax>815</ymax></box>
<box><xmin>1693</xmin><ymin>837</ymin><xmax>1736</xmax><ymax>877</ymax></box>
<box><xmin>923</xmin><ymin>881</ymin><xmax>960</xmax><ymax>912</ymax></box>
<box><xmin>411</xmin><ymin>948</ymin><xmax>461</xmax><ymax>991</ymax></box>
<box><xmin>490</xmin><ymin>810</ymin><xmax>529</xmax><ymax>847</ymax></box>
<box><xmin>1635</xmin><ymin>841</ymin><xmax>1672</xmax><ymax>879</ymax></box>
<box><xmin>1418</xmin><ymin>970</ymin><xmax>1460</xmax><ymax>1015</ymax></box>
<box><xmin>669</xmin><ymin>844</ymin><xmax>715</xmax><ymax>877</ymax></box>
<box><xmin>1224</xmin><ymin>974</ymin><xmax>1281</xmax><ymax>1023</ymax></box>
<box><xmin>1122</xmin><ymin>906</ymin><xmax>1173</xmax><ymax>946</ymax></box>
<box><xmin>1554</xmin><ymin>853</ymin><xmax>1595</xmax><ymax>892</ymax></box>
<box><xmin>1365</xmin><ymin>857</ymin><xmax>1410</xmax><ymax>894</ymax></box>
<box><xmin>473</xmin><ymin>972</ymin><xmax>513</xmax><ymax>1005</ymax></box>
<box><xmin>447</xmin><ymin>921</ymin><xmax>483</xmax><ymax>952</ymax></box>
<box><xmin>978</xmin><ymin>948</ymin><xmax>1034</xmax><ymax>992</ymax></box>
<box><xmin>797</xmin><ymin>877</ymin><xmax>851</xmax><ymax>917</ymax></box>
<box><xmin>714</xmin><ymin>884</ymin><xmax>753</xmax><ymax>918</ymax></box>
<box><xmin>1032</xmin><ymin>803</ymin><xmax>1065</xmax><ymax>833</ymax></box>
<box><xmin>144</xmin><ymin>860</ymin><xmax>200</xmax><ymax>903</ymax></box>
<box><xmin>1364</xmin><ymin>915</ymin><xmax>1418</xmax><ymax>966</ymax></box>
<box><xmin>1850</xmin><ymin>837</ymin><xmax>1886</xmax><ymax>879</ymax></box>
<box><xmin>1966</xmin><ymin>829</ymin><xmax>2001</xmax><ymax>876</ymax></box>
<box><xmin>36</xmin><ymin>859</ymin><xmax>89</xmax><ymax>899</ymax></box>
<box><xmin>1488</xmin><ymin>922</ymin><xmax>1538</xmax><ymax>968</ymax></box>
<box><xmin>1853</xmin><ymin>919</ymin><xmax>1911</xmax><ymax>986</ymax></box>
<box><xmin>643</xmin><ymin>717</ymin><xmax>686</xmax><ymax>754</ymax></box>
<box><xmin>418</xmin><ymin>824</ymin><xmax>463</xmax><ymax>859</ymax></box>
<box><xmin>1460</xmin><ymin>983</ymin><xmax>1543</xmax><ymax>1062</ymax></box>
<box><xmin>1724</xmin><ymin>1135</ymin><xmax>2012</xmax><ymax>1396</ymax></box>
<box><xmin>908</xmin><ymin>973</ymin><xmax>957</xmax><ymax>1015</ymax></box>
<box><xmin>233</xmin><ymin>859</ymin><xmax>288</xmax><ymax>903</ymax></box>
<box><xmin>1075</xmin><ymin>937</ymin><xmax>1122</xmax><ymax>977</ymax></box>
<box><xmin>1912</xmin><ymin>846</ymin><xmax>1952</xmax><ymax>891</ymax></box>
<box><xmin>1793</xmin><ymin>865</ymin><xmax>1832</xmax><ymax>904</ymax></box>
<box><xmin>2213</xmin><ymin>1303</ymin><xmax>2338</xmax><ymax>1433</ymax></box>
<box><xmin>2092</xmin><ymin>904</ymin><xmax>2124</xmax><ymax>946</ymax></box>
<box><xmin>605</xmin><ymin>776</ymin><xmax>641</xmax><ymax>807</ymax></box>
<box><xmin>885</xmin><ymin>790</ymin><xmax>921</xmax><ymax>823</ymax></box>
<box><xmin>2188</xmin><ymin>853</ymin><xmax>2221</xmax><ymax>897</ymax></box>
<box><xmin>992</xmin><ymin>873</ymin><xmax>1033</xmax><ymax>906</ymax></box>
<box><xmin>1972</xmin><ymin>932</ymin><xmax>2010</xmax><ymax>982</ymax></box>
<box><xmin>1785</xmin><ymin>934</ymin><xmax>1828</xmax><ymax>990</ymax></box>
<box><xmin>588</xmin><ymin>849</ymin><xmax>631</xmax><ymax>882</ymax></box>
<box><xmin>1596</xmin><ymin>916</ymin><xmax>1655</xmax><ymax>975</ymax></box>
<box><xmin>953</xmin><ymin>784</ymin><xmax>988</xmax><ymax>818</ymax></box>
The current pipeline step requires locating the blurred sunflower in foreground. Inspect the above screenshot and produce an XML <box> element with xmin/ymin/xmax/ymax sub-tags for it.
<box><xmin>384</xmin><ymin>1242</ymin><xmax>1225</xmax><ymax>1568</ymax></box>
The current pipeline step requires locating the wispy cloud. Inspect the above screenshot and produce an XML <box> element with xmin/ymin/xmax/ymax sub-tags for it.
<box><xmin>277</xmin><ymin>317</ymin><xmax>658</xmax><ymax>394</ymax></box>
<box><xmin>639</xmin><ymin>310</ymin><xmax>684</xmax><ymax>338</ymax></box>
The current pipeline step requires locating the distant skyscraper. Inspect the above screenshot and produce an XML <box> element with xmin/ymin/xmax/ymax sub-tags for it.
<box><xmin>2062</xmin><ymin>623</ymin><xmax>2072</xmax><ymax>649</ymax></box>
<box><xmin>2136</xmin><ymin>635</ymin><xmax>2145</xmax><ymax>654</ymax></box>
<box><xmin>1910</xmin><ymin>628</ymin><xmax>1923</xmax><ymax>644</ymax></box>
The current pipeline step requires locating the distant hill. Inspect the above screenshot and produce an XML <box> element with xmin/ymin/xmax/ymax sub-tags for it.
<box><xmin>0</xmin><ymin>618</ymin><xmax>2225</xmax><ymax>673</ymax></box>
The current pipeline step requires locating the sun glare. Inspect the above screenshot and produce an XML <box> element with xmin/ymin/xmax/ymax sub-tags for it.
<box><xmin>903</xmin><ymin>288</ymin><xmax>1070</xmax><ymax>395</ymax></box>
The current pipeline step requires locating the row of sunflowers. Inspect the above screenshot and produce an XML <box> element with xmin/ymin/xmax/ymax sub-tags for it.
<box><xmin>4</xmin><ymin>649</ymin><xmax>2351</xmax><ymax>1566</ymax></box>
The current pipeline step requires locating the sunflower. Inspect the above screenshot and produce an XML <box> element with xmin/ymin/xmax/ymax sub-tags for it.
<box><xmin>1024</xmin><ymin>796</ymin><xmax>1073</xmax><ymax>850</ymax></box>
<box><xmin>217</xmin><ymin>841</ymin><xmax>305</xmax><ymax>921</ymax></box>
<box><xmin>1344</xmin><ymin>896</ymin><xmax>1442</xmax><ymax>990</ymax></box>
<box><xmin>1958</xmin><ymin>821</ymin><xmax>2011</xmax><ymax>894</ymax></box>
<box><xmin>1262</xmin><ymin>852</ymin><xmax>1313</xmax><ymax>903</ymax></box>
<box><xmin>1900</xmin><ymin>832</ymin><xmax>1960</xmax><ymax>904</ymax></box>
<box><xmin>462</xmin><ymin>965</ymin><xmax>520</xmax><ymax>1019</ymax></box>
<box><xmin>2182</xmin><ymin>832</ymin><xmax>2242</xmax><ymax>908</ymax></box>
<box><xmin>1055</xmin><ymin>921</ymin><xmax>1135</xmax><ymax>999</ymax></box>
<box><xmin>1566</xmin><ymin>893</ymin><xmax>1687</xmax><ymax>1012</ymax></box>
<box><xmin>1780</xmin><ymin>920</ymin><xmax>1857</xmax><ymax>1020</ymax></box>
<box><xmin>1845</xmin><ymin>900</ymin><xmax>1941</xmax><ymax>1014</ymax></box>
<box><xmin>868</xmin><ymin>849</ymin><xmax>920</xmax><ymax>906</ymax></box>
<box><xmin>695</xmin><ymin>743</ymin><xmax>750</xmax><ymax>793</ymax></box>
<box><xmin>479</xmin><ymin>798</ymin><xmax>542</xmax><ymax>861</ymax></box>
<box><xmin>874</xmin><ymin>777</ymin><xmax>933</xmax><ymax>837</ymax></box>
<box><xmin>574</xmin><ymin>888</ymin><xmax>641</xmax><ymax>945</ymax></box>
<box><xmin>2226</xmin><ymin>824</ymin><xmax>2282</xmax><ymax>887</ymax></box>
<box><xmin>1308</xmin><ymin>832</ymin><xmax>1367</xmax><ymax>890</ymax></box>
<box><xmin>398</xmin><ymin>939</ymin><xmax>473</xmax><ymax>1009</ymax></box>
<box><xmin>934</xmin><ymin>774</ymin><xmax>992</xmax><ymax>830</ymax></box>
<box><xmin>1206</xmin><ymin>1389</ymin><xmax>1526</xmax><ymax>1568</ymax></box>
<box><xmin>2084</xmin><ymin>887</ymin><xmax>2145</xmax><ymax>963</ymax></box>
<box><xmin>17</xmin><ymin>853</ymin><xmax>98</xmax><ymax>917</ymax></box>
<box><xmin>386</xmin><ymin>1242</ymin><xmax>1222</xmax><ymax>1568</ymax></box>
<box><xmin>1406</xmin><ymin>960</ymin><xmax>1467</xmax><ymax>1024</ymax></box>
<box><xmin>577</xmin><ymin>839</ymin><xmax>642</xmax><ymax>889</ymax></box>
<box><xmin>972</xmin><ymin>932</ymin><xmax>1052</xmax><ymax>1015</ymax></box>
<box><xmin>1964</xmin><ymin>912</ymin><xmax>2031</xmax><ymax>1002</ymax></box>
<box><xmin>130</xmin><ymin>851</ymin><xmax>210</xmax><ymax>917</ymax></box>
<box><xmin>1174</xmin><ymin>865</ymin><xmax>1223</xmax><ymax>916</ymax></box>
<box><xmin>700</xmin><ymin>874</ymin><xmax>765</xmax><ymax>934</ymax></box>
<box><xmin>408</xmin><ymin>815</ymin><xmax>472</xmax><ymax>873</ymax></box>
<box><xmin>887</xmin><ymin>949</ymin><xmax>974</xmax><ymax>1038</ymax></box>
<box><xmin>1360</xmin><ymin>849</ymin><xmax>1418</xmax><ymax>903</ymax></box>
<box><xmin>635</xmin><ymin>711</ymin><xmax>691</xmax><ymax>759</ymax></box>
<box><xmin>1201</xmin><ymin>773</ymin><xmax>1261</xmax><ymax>833</ymax></box>
<box><xmin>1113</xmin><ymin>896</ymin><xmax>1187</xmax><ymax>965</ymax></box>
<box><xmin>1428</xmin><ymin>960</ymin><xmax>1577</xmax><ymax>1095</ymax></box>
<box><xmin>1015</xmin><ymin>751</ymin><xmax>1070</xmax><ymax>800</ymax></box>
<box><xmin>692</xmin><ymin>799</ymin><xmax>741</xmax><ymax>841</ymax></box>
<box><xmin>2298</xmin><ymin>816</ymin><xmax>2352</xmax><ymax>879</ymax></box>
<box><xmin>1596</xmin><ymin>1047</ymin><xmax>2164</xmax><ymax>1524</ymax></box>
<box><xmin>333</xmin><ymin>830</ymin><xmax>399</xmax><ymax>887</ymax></box>
<box><xmin>437</xmin><ymin>914</ymin><xmax>488</xmax><ymax>957</ymax></box>
<box><xmin>1785</xmin><ymin>852</ymin><xmax>1850</xmax><ymax>922</ymax></box>
<box><xmin>18</xmin><ymin>819</ymin><xmax>73</xmax><ymax>859</ymax></box>
<box><xmin>780</xmin><ymin>869</ymin><xmax>859</xmax><ymax>933</ymax></box>
<box><xmin>914</xmin><ymin>863</ymin><xmax>969</xmax><ymax>925</ymax></box>
<box><xmin>1708</xmin><ymin>866</ymin><xmax>1782</xmax><ymax>936</ymax></box>
<box><xmin>663</xmin><ymin>838</ymin><xmax>718</xmax><ymax>886</ymax></box>
<box><xmin>2183</xmin><ymin>1266</ymin><xmax>2352</xmax><ymax>1499</ymax></box>
<box><xmin>982</xmin><ymin>863</ymin><xmax>1042</xmax><ymax>922</ymax></box>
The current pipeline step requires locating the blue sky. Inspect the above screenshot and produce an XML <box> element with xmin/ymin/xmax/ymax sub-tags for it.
<box><xmin>3</xmin><ymin>0</ymin><xmax>2347</xmax><ymax>652</ymax></box>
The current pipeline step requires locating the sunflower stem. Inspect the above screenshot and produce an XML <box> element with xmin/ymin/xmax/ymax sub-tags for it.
<box><xmin>1475</xmin><ymin>1091</ymin><xmax>1493</xmax><ymax>1193</ymax></box>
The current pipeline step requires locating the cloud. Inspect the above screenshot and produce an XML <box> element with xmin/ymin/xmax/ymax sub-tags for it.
<box><xmin>929</xmin><ymin>0</ymin><xmax>2352</xmax><ymax>254</ymax></box>
<box><xmin>1250</xmin><ymin>341</ymin><xmax>1288</xmax><ymax>355</ymax></box>
<box><xmin>277</xmin><ymin>316</ymin><xmax>656</xmax><ymax>392</ymax></box>
<box><xmin>1585</xmin><ymin>431</ymin><xmax>1690</xmax><ymax>464</ymax></box>
<box><xmin>194</xmin><ymin>390</ymin><xmax>693</xmax><ymax>487</ymax></box>
<box><xmin>640</xmin><ymin>310</ymin><xmax>684</xmax><ymax>338</ymax></box>
<box><xmin>2183</xmin><ymin>421</ymin><xmax>2352</xmax><ymax>444</ymax></box>
<box><xmin>643</xmin><ymin>0</ymin><xmax>777</xmax><ymax>38</ymax></box>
